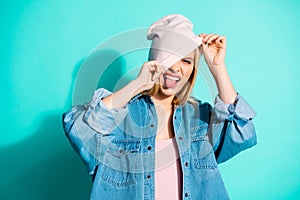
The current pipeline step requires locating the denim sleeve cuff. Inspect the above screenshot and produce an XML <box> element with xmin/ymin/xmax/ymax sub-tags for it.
<box><xmin>213</xmin><ymin>93</ymin><xmax>257</xmax><ymax>125</ymax></box>
<box><xmin>83</xmin><ymin>88</ymin><xmax>128</xmax><ymax>135</ymax></box>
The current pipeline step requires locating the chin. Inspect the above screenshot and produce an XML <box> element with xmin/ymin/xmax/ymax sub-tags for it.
<box><xmin>160</xmin><ymin>87</ymin><xmax>176</xmax><ymax>96</ymax></box>
<box><xmin>158</xmin><ymin>84</ymin><xmax>183</xmax><ymax>97</ymax></box>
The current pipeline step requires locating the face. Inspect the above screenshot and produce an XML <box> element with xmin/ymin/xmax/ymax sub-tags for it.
<box><xmin>157</xmin><ymin>51</ymin><xmax>195</xmax><ymax>97</ymax></box>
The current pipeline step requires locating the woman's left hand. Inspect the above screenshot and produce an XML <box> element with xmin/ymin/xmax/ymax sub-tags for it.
<box><xmin>199</xmin><ymin>33</ymin><xmax>237</xmax><ymax>104</ymax></box>
<box><xmin>199</xmin><ymin>33</ymin><xmax>226</xmax><ymax>69</ymax></box>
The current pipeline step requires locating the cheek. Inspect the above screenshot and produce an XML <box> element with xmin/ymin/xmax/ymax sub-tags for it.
<box><xmin>182</xmin><ymin>66</ymin><xmax>194</xmax><ymax>81</ymax></box>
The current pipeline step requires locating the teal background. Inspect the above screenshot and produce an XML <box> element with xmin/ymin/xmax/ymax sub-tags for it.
<box><xmin>1</xmin><ymin>0</ymin><xmax>299</xmax><ymax>199</ymax></box>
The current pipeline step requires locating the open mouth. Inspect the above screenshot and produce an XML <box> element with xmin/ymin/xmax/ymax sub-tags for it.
<box><xmin>163</xmin><ymin>73</ymin><xmax>181</xmax><ymax>89</ymax></box>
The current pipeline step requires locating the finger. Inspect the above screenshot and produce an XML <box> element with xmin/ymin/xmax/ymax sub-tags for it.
<box><xmin>155</xmin><ymin>61</ymin><xmax>164</xmax><ymax>73</ymax></box>
<box><xmin>150</xmin><ymin>62</ymin><xmax>163</xmax><ymax>74</ymax></box>
<box><xmin>202</xmin><ymin>33</ymin><xmax>215</xmax><ymax>43</ymax></box>
<box><xmin>198</xmin><ymin>35</ymin><xmax>205</xmax><ymax>43</ymax></box>
<box><xmin>198</xmin><ymin>45</ymin><xmax>204</xmax><ymax>55</ymax></box>
<box><xmin>198</xmin><ymin>33</ymin><xmax>207</xmax><ymax>38</ymax></box>
<box><xmin>215</xmin><ymin>36</ymin><xmax>226</xmax><ymax>48</ymax></box>
<box><xmin>150</xmin><ymin>62</ymin><xmax>157</xmax><ymax>76</ymax></box>
<box><xmin>152</xmin><ymin>63</ymin><xmax>164</xmax><ymax>81</ymax></box>
<box><xmin>145</xmin><ymin>61</ymin><xmax>159</xmax><ymax>72</ymax></box>
<box><xmin>201</xmin><ymin>41</ymin><xmax>208</xmax><ymax>52</ymax></box>
<box><xmin>216</xmin><ymin>36</ymin><xmax>226</xmax><ymax>45</ymax></box>
<box><xmin>206</xmin><ymin>34</ymin><xmax>220</xmax><ymax>44</ymax></box>
<box><xmin>153</xmin><ymin>62</ymin><xmax>166</xmax><ymax>80</ymax></box>
<box><xmin>157</xmin><ymin>63</ymin><xmax>165</xmax><ymax>74</ymax></box>
<box><xmin>147</xmin><ymin>65</ymin><xmax>156</xmax><ymax>73</ymax></box>
<box><xmin>152</xmin><ymin>71</ymin><xmax>160</xmax><ymax>81</ymax></box>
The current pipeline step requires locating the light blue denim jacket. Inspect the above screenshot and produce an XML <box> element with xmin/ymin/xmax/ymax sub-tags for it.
<box><xmin>62</xmin><ymin>88</ymin><xmax>257</xmax><ymax>200</ymax></box>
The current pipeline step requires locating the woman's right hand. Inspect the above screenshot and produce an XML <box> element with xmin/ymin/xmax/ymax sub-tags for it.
<box><xmin>135</xmin><ymin>61</ymin><xmax>165</xmax><ymax>91</ymax></box>
<box><xmin>102</xmin><ymin>61</ymin><xmax>164</xmax><ymax>109</ymax></box>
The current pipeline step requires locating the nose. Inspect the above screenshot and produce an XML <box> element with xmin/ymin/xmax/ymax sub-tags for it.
<box><xmin>170</xmin><ymin>61</ymin><xmax>182</xmax><ymax>73</ymax></box>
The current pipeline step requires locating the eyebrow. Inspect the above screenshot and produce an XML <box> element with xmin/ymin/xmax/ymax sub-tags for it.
<box><xmin>182</xmin><ymin>57</ymin><xmax>194</xmax><ymax>60</ymax></box>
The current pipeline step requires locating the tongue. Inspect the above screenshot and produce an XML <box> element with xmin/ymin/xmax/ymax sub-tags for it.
<box><xmin>165</xmin><ymin>78</ymin><xmax>177</xmax><ymax>88</ymax></box>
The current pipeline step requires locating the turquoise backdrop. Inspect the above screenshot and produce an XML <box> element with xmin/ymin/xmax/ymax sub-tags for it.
<box><xmin>1</xmin><ymin>0</ymin><xmax>299</xmax><ymax>199</ymax></box>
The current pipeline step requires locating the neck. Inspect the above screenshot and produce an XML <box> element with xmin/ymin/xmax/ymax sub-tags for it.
<box><xmin>151</xmin><ymin>93</ymin><xmax>174</xmax><ymax>111</ymax></box>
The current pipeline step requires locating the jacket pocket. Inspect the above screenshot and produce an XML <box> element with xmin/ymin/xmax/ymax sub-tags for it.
<box><xmin>102</xmin><ymin>139</ymin><xmax>140</xmax><ymax>187</ymax></box>
<box><xmin>193</xmin><ymin>149</ymin><xmax>217</xmax><ymax>170</ymax></box>
<box><xmin>190</xmin><ymin>125</ymin><xmax>217</xmax><ymax>170</ymax></box>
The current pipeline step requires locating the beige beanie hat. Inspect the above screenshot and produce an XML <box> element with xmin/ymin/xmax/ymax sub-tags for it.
<box><xmin>147</xmin><ymin>14</ymin><xmax>202</xmax><ymax>69</ymax></box>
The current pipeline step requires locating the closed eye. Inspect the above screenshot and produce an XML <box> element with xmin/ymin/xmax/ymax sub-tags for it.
<box><xmin>182</xmin><ymin>59</ymin><xmax>192</xmax><ymax>64</ymax></box>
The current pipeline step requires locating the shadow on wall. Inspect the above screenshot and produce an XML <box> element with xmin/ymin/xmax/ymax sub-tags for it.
<box><xmin>72</xmin><ymin>49</ymin><xmax>129</xmax><ymax>105</ymax></box>
<box><xmin>0</xmin><ymin>49</ymin><xmax>128</xmax><ymax>200</ymax></box>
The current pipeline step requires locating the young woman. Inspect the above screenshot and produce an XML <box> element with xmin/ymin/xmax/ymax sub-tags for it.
<box><xmin>63</xmin><ymin>14</ymin><xmax>257</xmax><ymax>200</ymax></box>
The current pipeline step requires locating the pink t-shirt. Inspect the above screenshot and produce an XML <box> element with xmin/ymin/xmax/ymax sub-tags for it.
<box><xmin>155</xmin><ymin>137</ymin><xmax>183</xmax><ymax>200</ymax></box>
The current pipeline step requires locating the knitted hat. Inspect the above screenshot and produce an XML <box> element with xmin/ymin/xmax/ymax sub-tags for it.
<box><xmin>147</xmin><ymin>14</ymin><xmax>202</xmax><ymax>69</ymax></box>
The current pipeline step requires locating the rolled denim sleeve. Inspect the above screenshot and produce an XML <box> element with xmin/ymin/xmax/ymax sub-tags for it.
<box><xmin>83</xmin><ymin>88</ymin><xmax>128</xmax><ymax>135</ymax></box>
<box><xmin>63</xmin><ymin>105</ymin><xmax>100</xmax><ymax>175</ymax></box>
<box><xmin>62</xmin><ymin>88</ymin><xmax>126</xmax><ymax>175</ymax></box>
<box><xmin>209</xmin><ymin>93</ymin><xmax>257</xmax><ymax>164</ymax></box>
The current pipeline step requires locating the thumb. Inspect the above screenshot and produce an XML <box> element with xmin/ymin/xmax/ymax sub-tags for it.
<box><xmin>201</xmin><ymin>43</ymin><xmax>214</xmax><ymax>66</ymax></box>
<box><xmin>201</xmin><ymin>43</ymin><xmax>209</xmax><ymax>57</ymax></box>
<box><xmin>201</xmin><ymin>42</ymin><xmax>208</xmax><ymax>52</ymax></box>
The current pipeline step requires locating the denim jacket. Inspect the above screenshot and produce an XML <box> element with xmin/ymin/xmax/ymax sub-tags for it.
<box><xmin>62</xmin><ymin>88</ymin><xmax>257</xmax><ymax>200</ymax></box>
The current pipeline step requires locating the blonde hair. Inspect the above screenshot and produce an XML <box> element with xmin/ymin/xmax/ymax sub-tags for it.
<box><xmin>143</xmin><ymin>48</ymin><xmax>201</xmax><ymax>105</ymax></box>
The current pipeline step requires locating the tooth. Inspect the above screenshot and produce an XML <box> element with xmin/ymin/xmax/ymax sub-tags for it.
<box><xmin>166</xmin><ymin>75</ymin><xmax>179</xmax><ymax>81</ymax></box>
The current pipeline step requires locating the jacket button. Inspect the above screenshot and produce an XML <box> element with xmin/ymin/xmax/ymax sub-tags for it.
<box><xmin>150</xmin><ymin>124</ymin><xmax>154</xmax><ymax>128</ymax></box>
<box><xmin>185</xmin><ymin>192</ymin><xmax>189</xmax><ymax>197</ymax></box>
<box><xmin>185</xmin><ymin>162</ymin><xmax>189</xmax><ymax>167</ymax></box>
<box><xmin>147</xmin><ymin>146</ymin><xmax>152</xmax><ymax>150</ymax></box>
<box><xmin>147</xmin><ymin>175</ymin><xmax>151</xmax><ymax>179</ymax></box>
<box><xmin>178</xmin><ymin>136</ymin><xmax>183</xmax><ymax>140</ymax></box>
<box><xmin>119</xmin><ymin>149</ymin><xmax>124</xmax><ymax>153</ymax></box>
